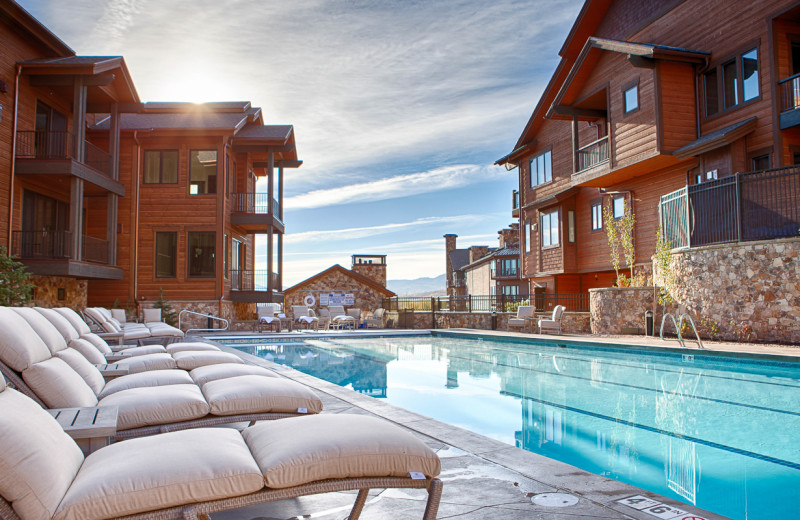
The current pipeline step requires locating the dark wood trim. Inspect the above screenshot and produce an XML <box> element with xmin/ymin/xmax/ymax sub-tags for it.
<box><xmin>14</xmin><ymin>158</ymin><xmax>126</xmax><ymax>196</ymax></box>
<box><xmin>550</xmin><ymin>105</ymin><xmax>606</xmax><ymax>119</ymax></box>
<box><xmin>28</xmin><ymin>73</ymin><xmax>115</xmax><ymax>87</ymax></box>
<box><xmin>20</xmin><ymin>259</ymin><xmax>123</xmax><ymax>280</ymax></box>
<box><xmin>627</xmin><ymin>55</ymin><xmax>655</xmax><ymax>69</ymax></box>
<box><xmin>230</xmin><ymin>144</ymin><xmax>295</xmax><ymax>154</ymax></box>
<box><xmin>701</xmin><ymin>38</ymin><xmax>763</xmax><ymax>121</ymax></box>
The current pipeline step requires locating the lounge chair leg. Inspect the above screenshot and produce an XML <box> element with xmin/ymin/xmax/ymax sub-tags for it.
<box><xmin>423</xmin><ymin>478</ymin><xmax>443</xmax><ymax>520</ymax></box>
<box><xmin>347</xmin><ymin>488</ymin><xmax>370</xmax><ymax>519</ymax></box>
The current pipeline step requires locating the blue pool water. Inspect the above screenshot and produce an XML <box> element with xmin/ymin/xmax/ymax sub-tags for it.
<box><xmin>223</xmin><ymin>334</ymin><xmax>800</xmax><ymax>520</ymax></box>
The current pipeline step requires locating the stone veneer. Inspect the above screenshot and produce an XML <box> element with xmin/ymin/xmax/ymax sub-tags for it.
<box><xmin>285</xmin><ymin>270</ymin><xmax>390</xmax><ymax>319</ymax></box>
<box><xmin>655</xmin><ymin>238</ymin><xmax>800</xmax><ymax>344</ymax></box>
<box><xmin>383</xmin><ymin>310</ymin><xmax>591</xmax><ymax>334</ymax></box>
<box><xmin>30</xmin><ymin>276</ymin><xmax>87</xmax><ymax>309</ymax></box>
<box><xmin>589</xmin><ymin>287</ymin><xmax>656</xmax><ymax>335</ymax></box>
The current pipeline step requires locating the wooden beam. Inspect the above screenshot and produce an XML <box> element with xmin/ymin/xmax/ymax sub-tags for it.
<box><xmin>551</xmin><ymin>105</ymin><xmax>606</xmax><ymax>120</ymax></box>
<box><xmin>29</xmin><ymin>73</ymin><xmax>115</xmax><ymax>87</ymax></box>
<box><xmin>87</xmin><ymin>102</ymin><xmax>144</xmax><ymax>113</ymax></box>
<box><xmin>231</xmin><ymin>143</ymin><xmax>295</xmax><ymax>154</ymax></box>
<box><xmin>628</xmin><ymin>55</ymin><xmax>655</xmax><ymax>69</ymax></box>
<box><xmin>275</xmin><ymin>160</ymin><xmax>303</xmax><ymax>168</ymax></box>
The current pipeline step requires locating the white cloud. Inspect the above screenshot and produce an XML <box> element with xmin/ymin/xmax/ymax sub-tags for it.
<box><xmin>284</xmin><ymin>164</ymin><xmax>506</xmax><ymax>209</ymax></box>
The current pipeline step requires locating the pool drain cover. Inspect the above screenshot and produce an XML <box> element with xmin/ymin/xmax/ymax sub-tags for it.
<box><xmin>531</xmin><ymin>493</ymin><xmax>579</xmax><ymax>507</ymax></box>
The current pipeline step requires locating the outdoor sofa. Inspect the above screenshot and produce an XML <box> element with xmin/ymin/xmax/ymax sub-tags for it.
<box><xmin>0</xmin><ymin>369</ymin><xmax>443</xmax><ymax>520</ymax></box>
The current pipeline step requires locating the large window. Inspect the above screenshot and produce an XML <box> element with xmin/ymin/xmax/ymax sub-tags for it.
<box><xmin>189</xmin><ymin>150</ymin><xmax>218</xmax><ymax>195</ymax></box>
<box><xmin>591</xmin><ymin>202</ymin><xmax>603</xmax><ymax>231</ymax></box>
<box><xmin>188</xmin><ymin>232</ymin><xmax>215</xmax><ymax>277</ymax></box>
<box><xmin>144</xmin><ymin>150</ymin><xmax>178</xmax><ymax>184</ymax></box>
<box><xmin>541</xmin><ymin>209</ymin><xmax>559</xmax><ymax>247</ymax></box>
<box><xmin>613</xmin><ymin>196</ymin><xmax>626</xmax><ymax>219</ymax></box>
<box><xmin>155</xmin><ymin>232</ymin><xmax>177</xmax><ymax>278</ymax></box>
<box><xmin>530</xmin><ymin>150</ymin><xmax>552</xmax><ymax>187</ymax></box>
<box><xmin>704</xmin><ymin>47</ymin><xmax>759</xmax><ymax>116</ymax></box>
<box><xmin>501</xmin><ymin>285</ymin><xmax>519</xmax><ymax>296</ymax></box>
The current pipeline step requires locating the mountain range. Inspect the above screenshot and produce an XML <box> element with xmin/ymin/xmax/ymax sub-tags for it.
<box><xmin>387</xmin><ymin>274</ymin><xmax>446</xmax><ymax>296</ymax></box>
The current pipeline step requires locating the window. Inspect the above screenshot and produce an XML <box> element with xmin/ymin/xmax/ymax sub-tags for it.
<box><xmin>155</xmin><ymin>232</ymin><xmax>177</xmax><ymax>278</ymax></box>
<box><xmin>591</xmin><ymin>202</ymin><xmax>603</xmax><ymax>230</ymax></box>
<box><xmin>613</xmin><ymin>196</ymin><xmax>625</xmax><ymax>219</ymax></box>
<box><xmin>568</xmin><ymin>210</ymin><xmax>575</xmax><ymax>243</ymax></box>
<box><xmin>189</xmin><ymin>150</ymin><xmax>218</xmax><ymax>195</ymax></box>
<box><xmin>525</xmin><ymin>220</ymin><xmax>531</xmax><ymax>253</ymax></box>
<box><xmin>704</xmin><ymin>47</ymin><xmax>759</xmax><ymax>116</ymax></box>
<box><xmin>223</xmin><ymin>234</ymin><xmax>228</xmax><ymax>279</ymax></box>
<box><xmin>623</xmin><ymin>84</ymin><xmax>638</xmax><ymax>113</ymax></box>
<box><xmin>501</xmin><ymin>285</ymin><xmax>519</xmax><ymax>296</ymax></box>
<box><xmin>752</xmin><ymin>154</ymin><xmax>770</xmax><ymax>171</ymax></box>
<box><xmin>188</xmin><ymin>232</ymin><xmax>215</xmax><ymax>277</ymax></box>
<box><xmin>541</xmin><ymin>209</ymin><xmax>559</xmax><ymax>247</ymax></box>
<box><xmin>144</xmin><ymin>150</ymin><xmax>178</xmax><ymax>184</ymax></box>
<box><xmin>530</xmin><ymin>150</ymin><xmax>552</xmax><ymax>187</ymax></box>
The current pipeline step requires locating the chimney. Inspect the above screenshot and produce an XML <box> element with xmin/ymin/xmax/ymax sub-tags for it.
<box><xmin>498</xmin><ymin>224</ymin><xmax>520</xmax><ymax>248</ymax></box>
<box><xmin>351</xmin><ymin>254</ymin><xmax>387</xmax><ymax>287</ymax></box>
<box><xmin>469</xmin><ymin>246</ymin><xmax>489</xmax><ymax>263</ymax></box>
<box><xmin>444</xmin><ymin>234</ymin><xmax>457</xmax><ymax>289</ymax></box>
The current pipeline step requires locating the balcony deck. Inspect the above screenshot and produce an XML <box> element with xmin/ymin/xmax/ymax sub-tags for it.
<box><xmin>230</xmin><ymin>193</ymin><xmax>284</xmax><ymax>233</ymax></box>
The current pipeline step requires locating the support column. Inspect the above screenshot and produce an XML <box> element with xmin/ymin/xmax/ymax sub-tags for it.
<box><xmin>71</xmin><ymin>76</ymin><xmax>87</xmax><ymax>260</ymax></box>
<box><xmin>266</xmin><ymin>150</ymin><xmax>274</xmax><ymax>297</ymax></box>
<box><xmin>267</xmin><ymin>228</ymin><xmax>274</xmax><ymax>296</ymax></box>
<box><xmin>107</xmin><ymin>104</ymin><xmax>120</xmax><ymax>265</ymax></box>
<box><xmin>70</xmin><ymin>178</ymin><xmax>83</xmax><ymax>261</ymax></box>
<box><xmin>278</xmin><ymin>166</ymin><xmax>284</xmax><ymax>221</ymax></box>
<box><xmin>277</xmin><ymin>233</ymin><xmax>283</xmax><ymax>292</ymax></box>
<box><xmin>571</xmin><ymin>116</ymin><xmax>579</xmax><ymax>174</ymax></box>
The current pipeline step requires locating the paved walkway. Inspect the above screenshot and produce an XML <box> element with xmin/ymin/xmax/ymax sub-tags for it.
<box><xmin>204</xmin><ymin>329</ymin><xmax>778</xmax><ymax>520</ymax></box>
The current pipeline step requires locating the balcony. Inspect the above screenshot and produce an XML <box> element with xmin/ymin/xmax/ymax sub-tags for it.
<box><xmin>491</xmin><ymin>267</ymin><xmax>519</xmax><ymax>280</ymax></box>
<box><xmin>576</xmin><ymin>136</ymin><xmax>609</xmax><ymax>173</ymax></box>
<box><xmin>230</xmin><ymin>269</ymin><xmax>283</xmax><ymax>303</ymax></box>
<box><xmin>512</xmin><ymin>190</ymin><xmax>519</xmax><ymax>218</ymax></box>
<box><xmin>11</xmin><ymin>230</ymin><xmax>121</xmax><ymax>279</ymax></box>
<box><xmin>230</xmin><ymin>193</ymin><xmax>284</xmax><ymax>233</ymax></box>
<box><xmin>778</xmin><ymin>74</ymin><xmax>800</xmax><ymax>129</ymax></box>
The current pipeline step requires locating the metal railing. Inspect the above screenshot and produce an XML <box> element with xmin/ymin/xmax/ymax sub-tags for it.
<box><xmin>660</xmin><ymin>165</ymin><xmax>800</xmax><ymax>249</ymax></box>
<box><xmin>382</xmin><ymin>293</ymin><xmax>589</xmax><ymax>313</ymax></box>
<box><xmin>576</xmin><ymin>136</ymin><xmax>609</xmax><ymax>172</ymax></box>
<box><xmin>491</xmin><ymin>267</ymin><xmax>518</xmax><ymax>279</ymax></box>
<box><xmin>11</xmin><ymin>230</ymin><xmax>72</xmax><ymax>259</ymax></box>
<box><xmin>15</xmin><ymin>130</ymin><xmax>111</xmax><ymax>176</ymax></box>
<box><xmin>778</xmin><ymin>73</ymin><xmax>800</xmax><ymax>113</ymax></box>
<box><xmin>660</xmin><ymin>312</ymin><xmax>704</xmax><ymax>349</ymax></box>
<box><xmin>230</xmin><ymin>193</ymin><xmax>280</xmax><ymax>217</ymax></box>
<box><xmin>178</xmin><ymin>309</ymin><xmax>229</xmax><ymax>334</ymax></box>
<box><xmin>82</xmin><ymin>236</ymin><xmax>109</xmax><ymax>264</ymax></box>
<box><xmin>230</xmin><ymin>269</ymin><xmax>278</xmax><ymax>291</ymax></box>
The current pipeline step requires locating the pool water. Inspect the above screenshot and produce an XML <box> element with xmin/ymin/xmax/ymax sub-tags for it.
<box><xmin>225</xmin><ymin>334</ymin><xmax>800</xmax><ymax>520</ymax></box>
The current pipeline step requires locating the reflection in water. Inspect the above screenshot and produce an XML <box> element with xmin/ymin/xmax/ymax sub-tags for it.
<box><xmin>235</xmin><ymin>337</ymin><xmax>800</xmax><ymax>520</ymax></box>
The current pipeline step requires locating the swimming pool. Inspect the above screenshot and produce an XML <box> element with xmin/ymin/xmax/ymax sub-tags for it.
<box><xmin>221</xmin><ymin>333</ymin><xmax>800</xmax><ymax>520</ymax></box>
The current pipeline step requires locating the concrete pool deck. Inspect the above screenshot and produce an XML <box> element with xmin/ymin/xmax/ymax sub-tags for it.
<box><xmin>199</xmin><ymin>328</ymin><xmax>789</xmax><ymax>520</ymax></box>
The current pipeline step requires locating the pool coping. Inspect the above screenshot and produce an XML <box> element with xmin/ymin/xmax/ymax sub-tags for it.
<box><xmin>208</xmin><ymin>331</ymin><xmax>734</xmax><ymax>520</ymax></box>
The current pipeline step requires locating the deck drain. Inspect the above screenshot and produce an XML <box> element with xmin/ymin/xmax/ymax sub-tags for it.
<box><xmin>531</xmin><ymin>493</ymin><xmax>579</xmax><ymax>507</ymax></box>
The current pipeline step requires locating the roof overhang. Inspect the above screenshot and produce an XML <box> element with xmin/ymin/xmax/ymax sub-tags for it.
<box><xmin>673</xmin><ymin>117</ymin><xmax>758</xmax><ymax>159</ymax></box>
<box><xmin>19</xmin><ymin>56</ymin><xmax>140</xmax><ymax>104</ymax></box>
<box><xmin>495</xmin><ymin>140</ymin><xmax>537</xmax><ymax>170</ymax></box>
<box><xmin>521</xmin><ymin>186</ymin><xmax>581</xmax><ymax>211</ymax></box>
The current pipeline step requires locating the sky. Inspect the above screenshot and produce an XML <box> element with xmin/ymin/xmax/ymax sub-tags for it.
<box><xmin>18</xmin><ymin>0</ymin><xmax>583</xmax><ymax>286</ymax></box>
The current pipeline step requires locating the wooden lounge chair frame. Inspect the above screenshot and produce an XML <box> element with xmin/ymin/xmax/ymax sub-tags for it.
<box><xmin>0</xmin><ymin>474</ymin><xmax>442</xmax><ymax>520</ymax></box>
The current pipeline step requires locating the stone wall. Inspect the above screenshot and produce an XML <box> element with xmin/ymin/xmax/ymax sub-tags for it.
<box><xmin>351</xmin><ymin>263</ymin><xmax>387</xmax><ymax>287</ymax></box>
<box><xmin>383</xmin><ymin>310</ymin><xmax>591</xmax><ymax>333</ymax></box>
<box><xmin>589</xmin><ymin>287</ymin><xmax>656</xmax><ymax>335</ymax></box>
<box><xmin>655</xmin><ymin>238</ymin><xmax>800</xmax><ymax>344</ymax></box>
<box><xmin>285</xmin><ymin>270</ymin><xmax>388</xmax><ymax>318</ymax></box>
<box><xmin>31</xmin><ymin>276</ymin><xmax>87</xmax><ymax>310</ymax></box>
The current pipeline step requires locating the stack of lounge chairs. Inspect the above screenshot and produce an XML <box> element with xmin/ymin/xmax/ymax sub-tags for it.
<box><xmin>83</xmin><ymin>307</ymin><xmax>184</xmax><ymax>345</ymax></box>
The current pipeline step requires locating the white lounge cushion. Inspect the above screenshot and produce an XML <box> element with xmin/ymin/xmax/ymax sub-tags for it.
<box><xmin>243</xmin><ymin>414</ymin><xmax>441</xmax><ymax>489</ymax></box>
<box><xmin>22</xmin><ymin>357</ymin><xmax>99</xmax><ymax>408</ymax></box>
<box><xmin>0</xmin><ymin>388</ymin><xmax>84</xmax><ymax>520</ymax></box>
<box><xmin>98</xmin><ymin>384</ymin><xmax>210</xmax><ymax>431</ymax></box>
<box><xmin>79</xmin><ymin>333</ymin><xmax>114</xmax><ymax>355</ymax></box>
<box><xmin>142</xmin><ymin>308</ymin><xmax>162</xmax><ymax>323</ymax></box>
<box><xmin>0</xmin><ymin>370</ymin><xmax>5</xmax><ymax>391</ymax></box>
<box><xmin>112</xmin><ymin>344</ymin><xmax>167</xmax><ymax>357</ymax></box>
<box><xmin>12</xmin><ymin>307</ymin><xmax>69</xmax><ymax>354</ymax></box>
<box><xmin>146</xmin><ymin>322</ymin><xmax>184</xmax><ymax>337</ymax></box>
<box><xmin>0</xmin><ymin>307</ymin><xmax>52</xmax><ymax>371</ymax></box>
<box><xmin>166</xmin><ymin>342</ymin><xmax>220</xmax><ymax>354</ymax></box>
<box><xmin>190</xmin><ymin>364</ymin><xmax>278</xmax><ymax>387</ymax></box>
<box><xmin>67</xmin><ymin>338</ymin><xmax>107</xmax><ymax>364</ymax></box>
<box><xmin>36</xmin><ymin>307</ymin><xmax>81</xmax><ymax>342</ymax></box>
<box><xmin>54</xmin><ymin>428</ymin><xmax>263</xmax><ymax>520</ymax></box>
<box><xmin>172</xmin><ymin>351</ymin><xmax>244</xmax><ymax>371</ymax></box>
<box><xmin>122</xmin><ymin>327</ymin><xmax>151</xmax><ymax>341</ymax></box>
<box><xmin>97</xmin><ymin>370</ymin><xmax>194</xmax><ymax>400</ymax></box>
<box><xmin>54</xmin><ymin>348</ymin><xmax>105</xmax><ymax>395</ymax></box>
<box><xmin>54</xmin><ymin>307</ymin><xmax>92</xmax><ymax>335</ymax></box>
<box><xmin>115</xmin><ymin>353</ymin><xmax>177</xmax><ymax>373</ymax></box>
<box><xmin>202</xmin><ymin>375</ymin><xmax>323</xmax><ymax>416</ymax></box>
<box><xmin>110</xmin><ymin>309</ymin><xmax>128</xmax><ymax>323</ymax></box>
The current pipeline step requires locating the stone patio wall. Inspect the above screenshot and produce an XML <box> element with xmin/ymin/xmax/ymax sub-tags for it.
<box><xmin>30</xmin><ymin>276</ymin><xmax>87</xmax><ymax>309</ymax></box>
<box><xmin>589</xmin><ymin>287</ymin><xmax>656</xmax><ymax>335</ymax></box>
<box><xmin>384</xmin><ymin>310</ymin><xmax>591</xmax><ymax>334</ymax></box>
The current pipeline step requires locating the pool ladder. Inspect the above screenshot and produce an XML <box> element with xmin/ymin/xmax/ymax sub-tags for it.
<box><xmin>179</xmin><ymin>309</ymin><xmax>230</xmax><ymax>335</ymax></box>
<box><xmin>660</xmin><ymin>313</ymin><xmax>704</xmax><ymax>349</ymax></box>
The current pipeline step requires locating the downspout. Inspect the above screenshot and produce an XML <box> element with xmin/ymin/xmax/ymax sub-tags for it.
<box><xmin>132</xmin><ymin>130</ymin><xmax>142</xmax><ymax>308</ymax></box>
<box><xmin>7</xmin><ymin>65</ymin><xmax>22</xmax><ymax>250</ymax></box>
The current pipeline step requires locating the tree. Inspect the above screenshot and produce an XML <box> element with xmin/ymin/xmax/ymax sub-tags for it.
<box><xmin>0</xmin><ymin>247</ymin><xmax>34</xmax><ymax>306</ymax></box>
<box><xmin>152</xmin><ymin>288</ymin><xmax>178</xmax><ymax>326</ymax></box>
<box><xmin>603</xmin><ymin>198</ymin><xmax>636</xmax><ymax>285</ymax></box>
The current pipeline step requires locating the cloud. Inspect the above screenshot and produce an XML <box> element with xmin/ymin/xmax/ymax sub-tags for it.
<box><xmin>284</xmin><ymin>164</ymin><xmax>506</xmax><ymax>209</ymax></box>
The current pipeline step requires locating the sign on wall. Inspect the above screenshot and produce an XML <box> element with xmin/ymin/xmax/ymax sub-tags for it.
<box><xmin>320</xmin><ymin>293</ymin><xmax>355</xmax><ymax>306</ymax></box>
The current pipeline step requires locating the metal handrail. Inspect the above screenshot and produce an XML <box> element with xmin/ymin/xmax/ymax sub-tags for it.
<box><xmin>660</xmin><ymin>313</ymin><xmax>685</xmax><ymax>348</ymax></box>
<box><xmin>678</xmin><ymin>313</ymin><xmax>705</xmax><ymax>349</ymax></box>
<box><xmin>178</xmin><ymin>309</ymin><xmax>229</xmax><ymax>334</ymax></box>
<box><xmin>660</xmin><ymin>312</ymin><xmax>705</xmax><ymax>349</ymax></box>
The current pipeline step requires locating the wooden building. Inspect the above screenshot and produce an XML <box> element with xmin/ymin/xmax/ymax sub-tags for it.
<box><xmin>497</xmin><ymin>0</ymin><xmax>800</xmax><ymax>300</ymax></box>
<box><xmin>1</xmin><ymin>0</ymin><xmax>301</xmax><ymax>321</ymax></box>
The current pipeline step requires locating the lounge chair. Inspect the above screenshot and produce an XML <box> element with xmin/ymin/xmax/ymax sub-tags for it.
<box><xmin>84</xmin><ymin>307</ymin><xmax>184</xmax><ymax>345</ymax></box>
<box><xmin>328</xmin><ymin>305</ymin><xmax>356</xmax><ymax>329</ymax></box>
<box><xmin>317</xmin><ymin>307</ymin><xmax>332</xmax><ymax>330</ymax></box>
<box><xmin>365</xmin><ymin>308</ymin><xmax>386</xmax><ymax>328</ymax></box>
<box><xmin>347</xmin><ymin>308</ymin><xmax>362</xmax><ymax>328</ymax></box>
<box><xmin>507</xmin><ymin>305</ymin><xmax>533</xmax><ymax>332</ymax></box>
<box><xmin>538</xmin><ymin>305</ymin><xmax>566</xmax><ymax>334</ymax></box>
<box><xmin>0</xmin><ymin>307</ymin><xmax>323</xmax><ymax>440</ymax></box>
<box><xmin>0</xmin><ymin>371</ymin><xmax>443</xmax><ymax>520</ymax></box>
<box><xmin>256</xmin><ymin>305</ymin><xmax>290</xmax><ymax>332</ymax></box>
<box><xmin>291</xmin><ymin>306</ymin><xmax>319</xmax><ymax>330</ymax></box>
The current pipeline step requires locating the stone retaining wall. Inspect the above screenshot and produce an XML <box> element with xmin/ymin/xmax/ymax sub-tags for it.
<box><xmin>384</xmin><ymin>310</ymin><xmax>591</xmax><ymax>334</ymax></box>
<box><xmin>589</xmin><ymin>287</ymin><xmax>656</xmax><ymax>335</ymax></box>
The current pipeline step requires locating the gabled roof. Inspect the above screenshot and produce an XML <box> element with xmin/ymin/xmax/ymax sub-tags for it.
<box><xmin>448</xmin><ymin>249</ymin><xmax>471</xmax><ymax>272</ymax></box>
<box><xmin>284</xmin><ymin>264</ymin><xmax>396</xmax><ymax>297</ymax></box>
<box><xmin>92</xmin><ymin>112</ymin><xmax>249</xmax><ymax>132</ymax></box>
<box><xmin>1</xmin><ymin>0</ymin><xmax>73</xmax><ymax>57</ymax></box>
<box><xmin>673</xmin><ymin>117</ymin><xmax>758</xmax><ymax>160</ymax></box>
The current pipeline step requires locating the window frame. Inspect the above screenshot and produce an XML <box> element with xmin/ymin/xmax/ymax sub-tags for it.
<box><xmin>529</xmin><ymin>148</ymin><xmax>553</xmax><ymax>188</ymax></box>
<box><xmin>187</xmin><ymin>231</ymin><xmax>216</xmax><ymax>278</ymax></box>
<box><xmin>189</xmin><ymin>149</ymin><xmax>218</xmax><ymax>196</ymax></box>
<box><xmin>143</xmin><ymin>150</ymin><xmax>179</xmax><ymax>185</ymax></box>
<box><xmin>541</xmin><ymin>209</ymin><xmax>560</xmax><ymax>248</ymax></box>
<box><xmin>154</xmin><ymin>231</ymin><xmax>177</xmax><ymax>279</ymax></box>
<box><xmin>622</xmin><ymin>80</ymin><xmax>639</xmax><ymax>115</ymax></box>
<box><xmin>591</xmin><ymin>201</ymin><xmax>603</xmax><ymax>231</ymax></box>
<box><xmin>612</xmin><ymin>196</ymin><xmax>626</xmax><ymax>220</ymax></box>
<box><xmin>702</xmin><ymin>43</ymin><xmax>761</xmax><ymax>119</ymax></box>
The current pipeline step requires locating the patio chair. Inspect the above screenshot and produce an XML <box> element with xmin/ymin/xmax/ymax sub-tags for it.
<box><xmin>317</xmin><ymin>307</ymin><xmax>332</xmax><ymax>330</ymax></box>
<box><xmin>365</xmin><ymin>308</ymin><xmax>386</xmax><ymax>328</ymax></box>
<box><xmin>256</xmin><ymin>305</ymin><xmax>288</xmax><ymax>332</ymax></box>
<box><xmin>328</xmin><ymin>305</ymin><xmax>356</xmax><ymax>329</ymax></box>
<box><xmin>347</xmin><ymin>308</ymin><xmax>362</xmax><ymax>328</ymax></box>
<box><xmin>0</xmin><ymin>307</ymin><xmax>323</xmax><ymax>440</ymax></box>
<box><xmin>0</xmin><ymin>373</ymin><xmax>443</xmax><ymax>520</ymax></box>
<box><xmin>86</xmin><ymin>307</ymin><xmax>185</xmax><ymax>345</ymax></box>
<box><xmin>538</xmin><ymin>305</ymin><xmax>566</xmax><ymax>335</ymax></box>
<box><xmin>507</xmin><ymin>305</ymin><xmax>533</xmax><ymax>332</ymax></box>
<box><xmin>291</xmin><ymin>306</ymin><xmax>319</xmax><ymax>330</ymax></box>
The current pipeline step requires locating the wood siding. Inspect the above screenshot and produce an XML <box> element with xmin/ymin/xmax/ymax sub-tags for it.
<box><xmin>658</xmin><ymin>61</ymin><xmax>698</xmax><ymax>152</ymax></box>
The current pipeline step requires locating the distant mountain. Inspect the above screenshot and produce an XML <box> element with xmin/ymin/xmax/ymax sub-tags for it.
<box><xmin>387</xmin><ymin>274</ymin><xmax>446</xmax><ymax>296</ymax></box>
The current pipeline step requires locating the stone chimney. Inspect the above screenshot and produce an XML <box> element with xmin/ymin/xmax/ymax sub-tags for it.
<box><xmin>351</xmin><ymin>254</ymin><xmax>387</xmax><ymax>287</ymax></box>
<box><xmin>498</xmin><ymin>224</ymin><xmax>520</xmax><ymax>248</ymax></box>
<box><xmin>468</xmin><ymin>246</ymin><xmax>490</xmax><ymax>264</ymax></box>
<box><xmin>444</xmin><ymin>234</ymin><xmax>457</xmax><ymax>287</ymax></box>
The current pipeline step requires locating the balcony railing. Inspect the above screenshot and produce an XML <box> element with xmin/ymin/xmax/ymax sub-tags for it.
<box><xmin>15</xmin><ymin>130</ymin><xmax>112</xmax><ymax>176</ymax></box>
<box><xmin>11</xmin><ymin>230</ymin><xmax>73</xmax><ymax>259</ymax></box>
<box><xmin>491</xmin><ymin>267</ymin><xmax>519</xmax><ymax>279</ymax></box>
<box><xmin>230</xmin><ymin>269</ymin><xmax>279</xmax><ymax>292</ymax></box>
<box><xmin>576</xmin><ymin>136</ymin><xmax>609</xmax><ymax>172</ymax></box>
<box><xmin>778</xmin><ymin>73</ymin><xmax>800</xmax><ymax>113</ymax></box>
<box><xmin>382</xmin><ymin>293</ymin><xmax>589</xmax><ymax>313</ymax></box>
<box><xmin>231</xmin><ymin>193</ymin><xmax>280</xmax><ymax>217</ymax></box>
<box><xmin>660</xmin><ymin>165</ymin><xmax>800</xmax><ymax>249</ymax></box>
<box><xmin>82</xmin><ymin>236</ymin><xmax>109</xmax><ymax>264</ymax></box>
